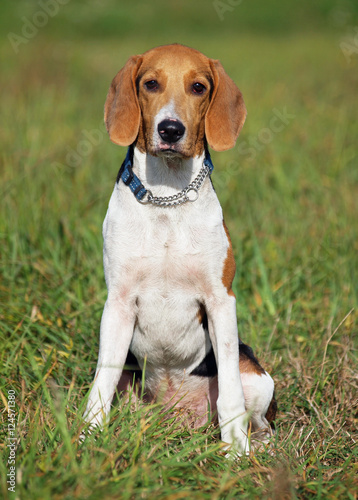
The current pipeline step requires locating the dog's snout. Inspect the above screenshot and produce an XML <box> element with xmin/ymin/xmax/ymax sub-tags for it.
<box><xmin>158</xmin><ymin>119</ymin><xmax>185</xmax><ymax>144</ymax></box>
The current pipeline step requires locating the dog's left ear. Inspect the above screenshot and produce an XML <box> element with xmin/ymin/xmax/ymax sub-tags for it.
<box><xmin>104</xmin><ymin>55</ymin><xmax>143</xmax><ymax>146</ymax></box>
<box><xmin>205</xmin><ymin>60</ymin><xmax>247</xmax><ymax>151</ymax></box>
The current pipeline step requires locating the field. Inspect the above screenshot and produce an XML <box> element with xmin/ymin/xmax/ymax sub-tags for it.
<box><xmin>1</xmin><ymin>1</ymin><xmax>358</xmax><ymax>498</ymax></box>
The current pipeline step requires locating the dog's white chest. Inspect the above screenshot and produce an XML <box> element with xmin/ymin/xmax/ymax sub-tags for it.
<box><xmin>102</xmin><ymin>178</ymin><xmax>226</xmax><ymax>374</ymax></box>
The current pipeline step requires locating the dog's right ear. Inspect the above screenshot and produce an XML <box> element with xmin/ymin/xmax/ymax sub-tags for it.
<box><xmin>104</xmin><ymin>55</ymin><xmax>143</xmax><ymax>146</ymax></box>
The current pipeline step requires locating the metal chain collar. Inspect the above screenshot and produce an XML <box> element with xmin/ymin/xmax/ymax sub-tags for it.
<box><xmin>138</xmin><ymin>163</ymin><xmax>211</xmax><ymax>207</ymax></box>
<box><xmin>117</xmin><ymin>145</ymin><xmax>214</xmax><ymax>207</ymax></box>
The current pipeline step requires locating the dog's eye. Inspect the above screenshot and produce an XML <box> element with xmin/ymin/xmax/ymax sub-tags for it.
<box><xmin>144</xmin><ymin>80</ymin><xmax>159</xmax><ymax>91</ymax></box>
<box><xmin>192</xmin><ymin>82</ymin><xmax>206</xmax><ymax>94</ymax></box>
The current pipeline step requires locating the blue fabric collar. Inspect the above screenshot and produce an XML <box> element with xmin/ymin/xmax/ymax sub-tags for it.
<box><xmin>116</xmin><ymin>145</ymin><xmax>214</xmax><ymax>202</ymax></box>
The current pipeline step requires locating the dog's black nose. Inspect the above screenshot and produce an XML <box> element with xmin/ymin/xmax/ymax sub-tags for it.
<box><xmin>158</xmin><ymin>119</ymin><xmax>185</xmax><ymax>144</ymax></box>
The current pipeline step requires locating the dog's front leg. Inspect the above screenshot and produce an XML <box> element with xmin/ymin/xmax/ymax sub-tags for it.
<box><xmin>206</xmin><ymin>294</ymin><xmax>249</xmax><ymax>455</ymax></box>
<box><xmin>83</xmin><ymin>295</ymin><xmax>136</xmax><ymax>429</ymax></box>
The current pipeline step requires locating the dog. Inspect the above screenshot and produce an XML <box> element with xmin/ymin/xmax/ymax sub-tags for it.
<box><xmin>83</xmin><ymin>43</ymin><xmax>276</xmax><ymax>455</ymax></box>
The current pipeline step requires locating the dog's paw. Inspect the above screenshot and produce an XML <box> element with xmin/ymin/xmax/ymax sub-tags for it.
<box><xmin>79</xmin><ymin>408</ymin><xmax>105</xmax><ymax>444</ymax></box>
<box><xmin>220</xmin><ymin>419</ymin><xmax>250</xmax><ymax>458</ymax></box>
<box><xmin>78</xmin><ymin>431</ymin><xmax>87</xmax><ymax>444</ymax></box>
<box><xmin>221</xmin><ymin>431</ymin><xmax>250</xmax><ymax>458</ymax></box>
<box><xmin>222</xmin><ymin>440</ymin><xmax>250</xmax><ymax>459</ymax></box>
<box><xmin>78</xmin><ymin>422</ymin><xmax>102</xmax><ymax>444</ymax></box>
<box><xmin>249</xmin><ymin>427</ymin><xmax>276</xmax><ymax>455</ymax></box>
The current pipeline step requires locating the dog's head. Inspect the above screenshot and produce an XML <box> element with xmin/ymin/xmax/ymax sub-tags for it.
<box><xmin>104</xmin><ymin>44</ymin><xmax>246</xmax><ymax>159</ymax></box>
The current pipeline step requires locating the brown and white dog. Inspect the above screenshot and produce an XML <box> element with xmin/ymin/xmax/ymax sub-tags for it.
<box><xmin>83</xmin><ymin>44</ymin><xmax>276</xmax><ymax>455</ymax></box>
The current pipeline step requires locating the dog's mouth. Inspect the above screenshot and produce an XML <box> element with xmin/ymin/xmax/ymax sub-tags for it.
<box><xmin>159</xmin><ymin>145</ymin><xmax>177</xmax><ymax>152</ymax></box>
<box><xmin>156</xmin><ymin>144</ymin><xmax>185</xmax><ymax>159</ymax></box>
<box><xmin>146</xmin><ymin>136</ymin><xmax>193</xmax><ymax>161</ymax></box>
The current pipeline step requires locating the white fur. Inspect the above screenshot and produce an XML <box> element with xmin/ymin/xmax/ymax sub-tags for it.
<box><xmin>84</xmin><ymin>147</ymin><xmax>250</xmax><ymax>453</ymax></box>
<box><xmin>241</xmin><ymin>371</ymin><xmax>275</xmax><ymax>437</ymax></box>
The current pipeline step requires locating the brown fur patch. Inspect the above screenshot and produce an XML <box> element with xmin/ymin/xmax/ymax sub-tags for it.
<box><xmin>239</xmin><ymin>351</ymin><xmax>266</xmax><ymax>376</ymax></box>
<box><xmin>265</xmin><ymin>395</ymin><xmax>278</xmax><ymax>424</ymax></box>
<box><xmin>222</xmin><ymin>221</ymin><xmax>236</xmax><ymax>296</ymax></box>
<box><xmin>197</xmin><ymin>303</ymin><xmax>206</xmax><ymax>325</ymax></box>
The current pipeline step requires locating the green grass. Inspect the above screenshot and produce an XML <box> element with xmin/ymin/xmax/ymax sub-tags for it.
<box><xmin>1</xmin><ymin>1</ymin><xmax>358</xmax><ymax>498</ymax></box>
